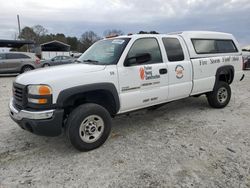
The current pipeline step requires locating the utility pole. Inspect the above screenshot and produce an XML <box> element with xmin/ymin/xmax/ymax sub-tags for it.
<box><xmin>17</xmin><ymin>15</ymin><xmax>21</xmax><ymax>39</ymax></box>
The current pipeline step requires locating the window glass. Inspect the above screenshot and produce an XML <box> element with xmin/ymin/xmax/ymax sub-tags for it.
<box><xmin>126</xmin><ymin>38</ymin><xmax>162</xmax><ymax>65</ymax></box>
<box><xmin>0</xmin><ymin>53</ymin><xmax>6</xmax><ymax>60</ymax></box>
<box><xmin>6</xmin><ymin>53</ymin><xmax>29</xmax><ymax>59</ymax></box>
<box><xmin>53</xmin><ymin>56</ymin><xmax>61</xmax><ymax>60</ymax></box>
<box><xmin>216</xmin><ymin>40</ymin><xmax>238</xmax><ymax>53</ymax></box>
<box><xmin>19</xmin><ymin>54</ymin><xmax>30</xmax><ymax>59</ymax></box>
<box><xmin>162</xmin><ymin>38</ymin><xmax>184</xmax><ymax>61</ymax></box>
<box><xmin>79</xmin><ymin>38</ymin><xmax>130</xmax><ymax>65</ymax></box>
<box><xmin>192</xmin><ymin>39</ymin><xmax>217</xmax><ymax>54</ymax></box>
<box><xmin>192</xmin><ymin>39</ymin><xmax>238</xmax><ymax>54</ymax></box>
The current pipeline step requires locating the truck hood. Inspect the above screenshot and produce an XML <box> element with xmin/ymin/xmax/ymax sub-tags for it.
<box><xmin>15</xmin><ymin>64</ymin><xmax>106</xmax><ymax>85</ymax></box>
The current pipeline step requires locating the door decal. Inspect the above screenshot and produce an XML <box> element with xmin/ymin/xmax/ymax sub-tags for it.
<box><xmin>175</xmin><ymin>65</ymin><xmax>184</xmax><ymax>79</ymax></box>
<box><xmin>139</xmin><ymin>66</ymin><xmax>160</xmax><ymax>80</ymax></box>
<box><xmin>139</xmin><ymin>67</ymin><xmax>145</xmax><ymax>80</ymax></box>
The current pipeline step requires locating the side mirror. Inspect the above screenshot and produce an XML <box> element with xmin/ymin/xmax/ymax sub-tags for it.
<box><xmin>124</xmin><ymin>53</ymin><xmax>151</xmax><ymax>67</ymax></box>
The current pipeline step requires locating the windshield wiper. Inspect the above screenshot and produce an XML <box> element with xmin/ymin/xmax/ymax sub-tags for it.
<box><xmin>74</xmin><ymin>60</ymin><xmax>82</xmax><ymax>63</ymax></box>
<box><xmin>83</xmin><ymin>59</ymin><xmax>99</xmax><ymax>64</ymax></box>
<box><xmin>81</xmin><ymin>59</ymin><xmax>107</xmax><ymax>65</ymax></box>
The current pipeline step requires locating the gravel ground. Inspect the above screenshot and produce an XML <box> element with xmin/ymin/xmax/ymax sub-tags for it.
<box><xmin>0</xmin><ymin>72</ymin><xmax>249</xmax><ymax>188</ymax></box>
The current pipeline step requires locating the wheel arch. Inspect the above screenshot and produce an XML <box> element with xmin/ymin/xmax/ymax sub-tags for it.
<box><xmin>215</xmin><ymin>65</ymin><xmax>234</xmax><ymax>86</ymax></box>
<box><xmin>57</xmin><ymin>83</ymin><xmax>120</xmax><ymax>116</ymax></box>
<box><xmin>21</xmin><ymin>64</ymin><xmax>35</xmax><ymax>72</ymax></box>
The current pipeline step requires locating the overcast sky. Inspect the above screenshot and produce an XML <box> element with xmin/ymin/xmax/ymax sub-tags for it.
<box><xmin>0</xmin><ymin>0</ymin><xmax>250</xmax><ymax>46</ymax></box>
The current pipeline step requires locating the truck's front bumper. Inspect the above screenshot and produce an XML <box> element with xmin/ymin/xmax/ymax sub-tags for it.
<box><xmin>9</xmin><ymin>99</ymin><xmax>64</xmax><ymax>136</ymax></box>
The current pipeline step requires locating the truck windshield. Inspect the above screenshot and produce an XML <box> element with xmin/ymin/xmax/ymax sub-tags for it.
<box><xmin>78</xmin><ymin>38</ymin><xmax>130</xmax><ymax>65</ymax></box>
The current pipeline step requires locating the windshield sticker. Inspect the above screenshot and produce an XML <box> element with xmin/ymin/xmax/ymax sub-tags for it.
<box><xmin>112</xmin><ymin>39</ymin><xmax>125</xmax><ymax>44</ymax></box>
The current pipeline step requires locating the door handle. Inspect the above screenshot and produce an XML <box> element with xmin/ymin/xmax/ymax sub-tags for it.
<box><xmin>159</xmin><ymin>68</ymin><xmax>168</xmax><ymax>74</ymax></box>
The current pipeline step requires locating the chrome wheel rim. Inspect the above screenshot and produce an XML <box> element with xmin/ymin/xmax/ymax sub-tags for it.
<box><xmin>44</xmin><ymin>64</ymin><xmax>49</xmax><ymax>67</ymax></box>
<box><xmin>217</xmin><ymin>87</ymin><xmax>228</xmax><ymax>103</ymax></box>
<box><xmin>79</xmin><ymin>115</ymin><xmax>104</xmax><ymax>143</ymax></box>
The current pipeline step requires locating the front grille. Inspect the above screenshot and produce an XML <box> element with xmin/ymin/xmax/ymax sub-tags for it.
<box><xmin>13</xmin><ymin>83</ymin><xmax>26</xmax><ymax>110</ymax></box>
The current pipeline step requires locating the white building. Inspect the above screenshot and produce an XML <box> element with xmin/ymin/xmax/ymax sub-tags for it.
<box><xmin>41</xmin><ymin>40</ymin><xmax>71</xmax><ymax>60</ymax></box>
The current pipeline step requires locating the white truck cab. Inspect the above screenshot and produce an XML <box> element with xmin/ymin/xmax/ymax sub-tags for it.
<box><xmin>9</xmin><ymin>31</ymin><xmax>245</xmax><ymax>151</ymax></box>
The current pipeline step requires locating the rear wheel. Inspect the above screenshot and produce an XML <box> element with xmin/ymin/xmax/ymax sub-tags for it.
<box><xmin>206</xmin><ymin>81</ymin><xmax>231</xmax><ymax>108</ymax></box>
<box><xmin>65</xmin><ymin>103</ymin><xmax>112</xmax><ymax>151</ymax></box>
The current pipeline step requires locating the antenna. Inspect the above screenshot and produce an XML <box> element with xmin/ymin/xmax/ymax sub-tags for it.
<box><xmin>17</xmin><ymin>15</ymin><xmax>21</xmax><ymax>39</ymax></box>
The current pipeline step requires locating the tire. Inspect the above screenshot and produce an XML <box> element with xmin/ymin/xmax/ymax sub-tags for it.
<box><xmin>206</xmin><ymin>81</ymin><xmax>231</xmax><ymax>108</ymax></box>
<box><xmin>43</xmin><ymin>63</ymin><xmax>50</xmax><ymax>67</ymax></box>
<box><xmin>246</xmin><ymin>62</ymin><xmax>250</xmax><ymax>69</ymax></box>
<box><xmin>21</xmin><ymin>65</ymin><xmax>34</xmax><ymax>73</ymax></box>
<box><xmin>65</xmin><ymin>103</ymin><xmax>112</xmax><ymax>151</ymax></box>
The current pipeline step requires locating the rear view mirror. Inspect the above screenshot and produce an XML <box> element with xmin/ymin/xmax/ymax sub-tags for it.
<box><xmin>125</xmin><ymin>53</ymin><xmax>151</xmax><ymax>66</ymax></box>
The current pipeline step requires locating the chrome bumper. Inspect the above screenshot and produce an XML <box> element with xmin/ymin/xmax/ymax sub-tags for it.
<box><xmin>9</xmin><ymin>98</ymin><xmax>55</xmax><ymax>120</ymax></box>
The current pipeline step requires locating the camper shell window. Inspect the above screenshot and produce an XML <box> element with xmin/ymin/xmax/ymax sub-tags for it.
<box><xmin>192</xmin><ymin>39</ymin><xmax>238</xmax><ymax>54</ymax></box>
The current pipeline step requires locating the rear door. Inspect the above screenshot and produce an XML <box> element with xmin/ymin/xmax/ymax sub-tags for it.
<box><xmin>61</xmin><ymin>56</ymin><xmax>72</xmax><ymax>64</ymax></box>
<box><xmin>161</xmin><ymin>37</ymin><xmax>192</xmax><ymax>100</ymax></box>
<box><xmin>6</xmin><ymin>53</ymin><xmax>31</xmax><ymax>72</ymax></box>
<box><xmin>52</xmin><ymin>56</ymin><xmax>62</xmax><ymax>66</ymax></box>
<box><xmin>118</xmin><ymin>37</ymin><xmax>169</xmax><ymax>112</ymax></box>
<box><xmin>5</xmin><ymin>53</ymin><xmax>23</xmax><ymax>72</ymax></box>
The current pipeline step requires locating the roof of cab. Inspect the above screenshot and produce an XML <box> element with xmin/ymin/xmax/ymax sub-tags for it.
<box><xmin>114</xmin><ymin>31</ymin><xmax>235</xmax><ymax>40</ymax></box>
<box><xmin>176</xmin><ymin>31</ymin><xmax>234</xmax><ymax>40</ymax></box>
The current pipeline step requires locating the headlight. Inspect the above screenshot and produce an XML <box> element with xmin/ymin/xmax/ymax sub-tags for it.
<box><xmin>27</xmin><ymin>85</ymin><xmax>52</xmax><ymax>105</ymax></box>
<box><xmin>28</xmin><ymin>85</ymin><xmax>52</xmax><ymax>95</ymax></box>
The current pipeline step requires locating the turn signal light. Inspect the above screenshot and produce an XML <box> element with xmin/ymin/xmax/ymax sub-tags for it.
<box><xmin>28</xmin><ymin>98</ymin><xmax>48</xmax><ymax>104</ymax></box>
<box><xmin>39</xmin><ymin>86</ymin><xmax>51</xmax><ymax>95</ymax></box>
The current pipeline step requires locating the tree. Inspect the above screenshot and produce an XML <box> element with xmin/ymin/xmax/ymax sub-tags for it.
<box><xmin>33</xmin><ymin>25</ymin><xmax>48</xmax><ymax>37</ymax></box>
<box><xmin>138</xmin><ymin>31</ymin><xmax>148</xmax><ymax>34</ymax></box>
<box><xmin>67</xmin><ymin>36</ymin><xmax>78</xmax><ymax>51</ymax></box>
<box><xmin>19</xmin><ymin>26</ymin><xmax>36</xmax><ymax>41</ymax></box>
<box><xmin>54</xmin><ymin>33</ymin><xmax>67</xmax><ymax>43</ymax></box>
<box><xmin>39</xmin><ymin>34</ymin><xmax>54</xmax><ymax>44</ymax></box>
<box><xmin>80</xmin><ymin>31</ymin><xmax>100</xmax><ymax>52</ymax></box>
<box><xmin>32</xmin><ymin>25</ymin><xmax>48</xmax><ymax>43</ymax></box>
<box><xmin>103</xmin><ymin>29</ymin><xmax>124</xmax><ymax>37</ymax></box>
<box><xmin>138</xmin><ymin>31</ymin><xmax>159</xmax><ymax>34</ymax></box>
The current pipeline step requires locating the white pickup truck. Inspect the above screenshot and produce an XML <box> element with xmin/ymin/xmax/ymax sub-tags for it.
<box><xmin>9</xmin><ymin>31</ymin><xmax>245</xmax><ymax>151</ymax></box>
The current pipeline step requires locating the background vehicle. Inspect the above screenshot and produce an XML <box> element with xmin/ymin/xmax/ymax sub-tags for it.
<box><xmin>41</xmin><ymin>55</ymin><xmax>74</xmax><ymax>67</ymax></box>
<box><xmin>70</xmin><ymin>52</ymin><xmax>82</xmax><ymax>59</ymax></box>
<box><xmin>0</xmin><ymin>52</ymin><xmax>41</xmax><ymax>73</ymax></box>
<box><xmin>242</xmin><ymin>52</ymin><xmax>250</xmax><ymax>69</ymax></box>
<box><xmin>243</xmin><ymin>56</ymin><xmax>250</xmax><ymax>69</ymax></box>
<box><xmin>9</xmin><ymin>31</ymin><xmax>244</xmax><ymax>151</ymax></box>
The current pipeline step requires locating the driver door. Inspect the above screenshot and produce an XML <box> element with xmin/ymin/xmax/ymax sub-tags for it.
<box><xmin>118</xmin><ymin>37</ymin><xmax>169</xmax><ymax>112</ymax></box>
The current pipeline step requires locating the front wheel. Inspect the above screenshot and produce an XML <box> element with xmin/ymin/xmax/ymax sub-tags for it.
<box><xmin>65</xmin><ymin>103</ymin><xmax>112</xmax><ymax>151</ymax></box>
<box><xmin>206</xmin><ymin>81</ymin><xmax>231</xmax><ymax>108</ymax></box>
